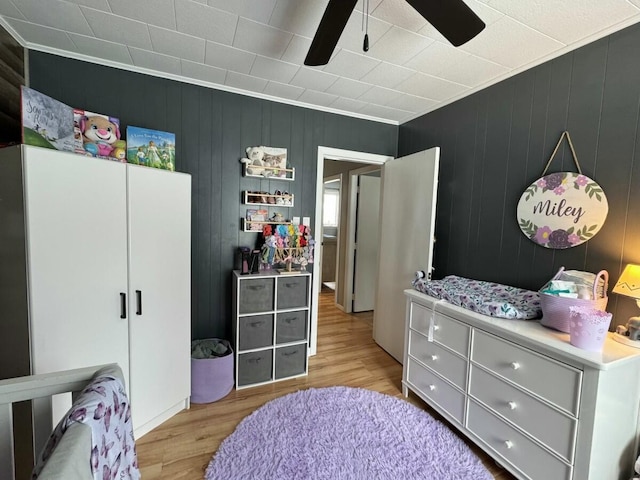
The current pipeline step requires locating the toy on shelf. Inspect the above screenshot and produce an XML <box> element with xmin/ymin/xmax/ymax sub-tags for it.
<box><xmin>240</xmin><ymin>146</ymin><xmax>293</xmax><ymax>179</ymax></box>
<box><xmin>244</xmin><ymin>190</ymin><xmax>294</xmax><ymax>207</ymax></box>
<box><xmin>74</xmin><ymin>110</ymin><xmax>126</xmax><ymax>162</ymax></box>
<box><xmin>260</xmin><ymin>224</ymin><xmax>314</xmax><ymax>273</ymax></box>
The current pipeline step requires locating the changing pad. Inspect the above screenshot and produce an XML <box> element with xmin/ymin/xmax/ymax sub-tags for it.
<box><xmin>413</xmin><ymin>275</ymin><xmax>541</xmax><ymax>320</ymax></box>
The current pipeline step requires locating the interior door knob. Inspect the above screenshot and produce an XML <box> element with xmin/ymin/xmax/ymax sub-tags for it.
<box><xmin>510</xmin><ymin>362</ymin><xmax>520</xmax><ymax>370</ymax></box>
<box><xmin>508</xmin><ymin>401</ymin><xmax>517</xmax><ymax>410</ymax></box>
<box><xmin>504</xmin><ymin>440</ymin><xmax>514</xmax><ymax>449</ymax></box>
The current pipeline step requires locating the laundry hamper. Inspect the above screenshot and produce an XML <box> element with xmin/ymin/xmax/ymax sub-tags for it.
<box><xmin>191</xmin><ymin>339</ymin><xmax>234</xmax><ymax>404</ymax></box>
<box><xmin>540</xmin><ymin>269</ymin><xmax>608</xmax><ymax>333</ymax></box>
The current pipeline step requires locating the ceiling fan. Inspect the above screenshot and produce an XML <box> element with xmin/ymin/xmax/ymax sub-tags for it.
<box><xmin>304</xmin><ymin>0</ymin><xmax>486</xmax><ymax>66</ymax></box>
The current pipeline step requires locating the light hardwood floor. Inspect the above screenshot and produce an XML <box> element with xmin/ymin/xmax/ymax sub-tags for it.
<box><xmin>137</xmin><ymin>288</ymin><xmax>517</xmax><ymax>479</ymax></box>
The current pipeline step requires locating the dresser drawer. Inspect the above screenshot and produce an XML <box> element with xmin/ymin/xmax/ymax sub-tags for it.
<box><xmin>471</xmin><ymin>330</ymin><xmax>582</xmax><ymax>415</ymax></box>
<box><xmin>410</xmin><ymin>303</ymin><xmax>470</xmax><ymax>357</ymax></box>
<box><xmin>467</xmin><ymin>400</ymin><xmax>572</xmax><ymax>480</ymax></box>
<box><xmin>238</xmin><ymin>314</ymin><xmax>274</xmax><ymax>350</ymax></box>
<box><xmin>276</xmin><ymin>310</ymin><xmax>307</xmax><ymax>344</ymax></box>
<box><xmin>239</xmin><ymin>278</ymin><xmax>274</xmax><ymax>314</ymax></box>
<box><xmin>237</xmin><ymin>350</ymin><xmax>273</xmax><ymax>387</ymax></box>
<box><xmin>275</xmin><ymin>344</ymin><xmax>307</xmax><ymax>379</ymax></box>
<box><xmin>277</xmin><ymin>276</ymin><xmax>309</xmax><ymax>309</ymax></box>
<box><xmin>406</xmin><ymin>358</ymin><xmax>465</xmax><ymax>424</ymax></box>
<box><xmin>469</xmin><ymin>364</ymin><xmax>577</xmax><ymax>463</ymax></box>
<box><xmin>408</xmin><ymin>330</ymin><xmax>467</xmax><ymax>390</ymax></box>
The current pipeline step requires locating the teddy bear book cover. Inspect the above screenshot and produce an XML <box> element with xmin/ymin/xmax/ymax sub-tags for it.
<box><xmin>126</xmin><ymin>126</ymin><xmax>175</xmax><ymax>171</ymax></box>
<box><xmin>21</xmin><ymin>86</ymin><xmax>75</xmax><ymax>152</ymax></box>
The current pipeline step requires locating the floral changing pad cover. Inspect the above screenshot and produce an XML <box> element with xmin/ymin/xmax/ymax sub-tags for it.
<box><xmin>413</xmin><ymin>275</ymin><xmax>541</xmax><ymax>320</ymax></box>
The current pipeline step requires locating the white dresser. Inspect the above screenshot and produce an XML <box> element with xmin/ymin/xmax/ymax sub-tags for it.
<box><xmin>403</xmin><ymin>289</ymin><xmax>640</xmax><ymax>480</ymax></box>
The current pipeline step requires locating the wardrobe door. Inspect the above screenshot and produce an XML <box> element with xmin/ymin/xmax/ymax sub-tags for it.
<box><xmin>126</xmin><ymin>165</ymin><xmax>191</xmax><ymax>434</ymax></box>
<box><xmin>23</xmin><ymin>147</ymin><xmax>129</xmax><ymax>422</ymax></box>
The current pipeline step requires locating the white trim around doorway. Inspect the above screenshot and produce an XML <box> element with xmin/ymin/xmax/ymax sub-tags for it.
<box><xmin>310</xmin><ymin>147</ymin><xmax>393</xmax><ymax>356</ymax></box>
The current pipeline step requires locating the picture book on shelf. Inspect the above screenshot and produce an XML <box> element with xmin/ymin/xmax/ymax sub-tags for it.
<box><xmin>74</xmin><ymin>109</ymin><xmax>126</xmax><ymax>162</ymax></box>
<box><xmin>126</xmin><ymin>126</ymin><xmax>175</xmax><ymax>171</ymax></box>
<box><xmin>21</xmin><ymin>86</ymin><xmax>75</xmax><ymax>152</ymax></box>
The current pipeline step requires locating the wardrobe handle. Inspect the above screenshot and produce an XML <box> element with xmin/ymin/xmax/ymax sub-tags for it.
<box><xmin>120</xmin><ymin>293</ymin><xmax>126</xmax><ymax>319</ymax></box>
<box><xmin>136</xmin><ymin>290</ymin><xmax>142</xmax><ymax>315</ymax></box>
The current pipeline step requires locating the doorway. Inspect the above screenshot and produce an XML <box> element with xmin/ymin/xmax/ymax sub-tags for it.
<box><xmin>309</xmin><ymin>147</ymin><xmax>393</xmax><ymax>356</ymax></box>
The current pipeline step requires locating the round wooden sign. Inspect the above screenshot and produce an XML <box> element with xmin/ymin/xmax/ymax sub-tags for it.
<box><xmin>517</xmin><ymin>172</ymin><xmax>608</xmax><ymax>249</ymax></box>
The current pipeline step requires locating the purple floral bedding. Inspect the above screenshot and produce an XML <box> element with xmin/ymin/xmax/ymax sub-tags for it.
<box><xmin>413</xmin><ymin>275</ymin><xmax>542</xmax><ymax>320</ymax></box>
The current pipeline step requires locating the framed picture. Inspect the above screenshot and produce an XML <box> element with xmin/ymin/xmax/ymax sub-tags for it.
<box><xmin>126</xmin><ymin>126</ymin><xmax>176</xmax><ymax>171</ymax></box>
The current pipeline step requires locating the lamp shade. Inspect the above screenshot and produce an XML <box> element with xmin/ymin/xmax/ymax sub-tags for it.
<box><xmin>612</xmin><ymin>264</ymin><xmax>640</xmax><ymax>299</ymax></box>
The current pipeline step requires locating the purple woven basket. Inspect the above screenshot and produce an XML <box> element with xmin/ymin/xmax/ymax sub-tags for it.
<box><xmin>540</xmin><ymin>269</ymin><xmax>609</xmax><ymax>333</ymax></box>
<box><xmin>191</xmin><ymin>340</ymin><xmax>234</xmax><ymax>404</ymax></box>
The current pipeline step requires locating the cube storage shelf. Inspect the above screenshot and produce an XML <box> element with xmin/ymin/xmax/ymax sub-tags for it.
<box><xmin>232</xmin><ymin>270</ymin><xmax>311</xmax><ymax>389</ymax></box>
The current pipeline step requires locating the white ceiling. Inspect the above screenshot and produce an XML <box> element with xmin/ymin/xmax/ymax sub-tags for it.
<box><xmin>2</xmin><ymin>0</ymin><xmax>640</xmax><ymax>125</ymax></box>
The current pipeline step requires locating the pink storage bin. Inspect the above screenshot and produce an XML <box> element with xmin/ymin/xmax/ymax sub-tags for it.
<box><xmin>569</xmin><ymin>307</ymin><xmax>612</xmax><ymax>351</ymax></box>
<box><xmin>540</xmin><ymin>269</ymin><xmax>608</xmax><ymax>333</ymax></box>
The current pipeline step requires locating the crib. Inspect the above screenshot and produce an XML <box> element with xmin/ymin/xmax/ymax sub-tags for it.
<box><xmin>0</xmin><ymin>364</ymin><xmax>121</xmax><ymax>480</ymax></box>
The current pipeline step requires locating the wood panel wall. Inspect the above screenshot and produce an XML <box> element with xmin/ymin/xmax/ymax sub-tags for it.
<box><xmin>399</xmin><ymin>23</ymin><xmax>640</xmax><ymax>328</ymax></box>
<box><xmin>0</xmin><ymin>24</ymin><xmax>24</xmax><ymax>143</ymax></box>
<box><xmin>28</xmin><ymin>51</ymin><xmax>397</xmax><ymax>340</ymax></box>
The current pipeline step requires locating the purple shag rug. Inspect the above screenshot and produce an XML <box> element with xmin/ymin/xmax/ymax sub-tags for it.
<box><xmin>205</xmin><ymin>386</ymin><xmax>493</xmax><ymax>480</ymax></box>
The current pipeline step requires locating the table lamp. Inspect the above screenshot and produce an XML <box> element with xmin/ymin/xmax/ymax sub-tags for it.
<box><xmin>612</xmin><ymin>264</ymin><xmax>640</xmax><ymax>348</ymax></box>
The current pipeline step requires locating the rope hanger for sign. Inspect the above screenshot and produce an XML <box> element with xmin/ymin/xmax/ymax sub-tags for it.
<box><xmin>540</xmin><ymin>131</ymin><xmax>582</xmax><ymax>176</ymax></box>
<box><xmin>516</xmin><ymin>131</ymin><xmax>608</xmax><ymax>249</ymax></box>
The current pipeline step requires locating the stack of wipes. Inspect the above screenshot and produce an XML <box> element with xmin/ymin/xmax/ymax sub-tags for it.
<box><xmin>539</xmin><ymin>267</ymin><xmax>608</xmax><ymax>333</ymax></box>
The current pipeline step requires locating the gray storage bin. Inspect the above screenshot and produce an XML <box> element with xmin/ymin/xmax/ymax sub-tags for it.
<box><xmin>275</xmin><ymin>344</ymin><xmax>307</xmax><ymax>379</ymax></box>
<box><xmin>276</xmin><ymin>311</ymin><xmax>307</xmax><ymax>344</ymax></box>
<box><xmin>277</xmin><ymin>276</ymin><xmax>309</xmax><ymax>309</ymax></box>
<box><xmin>238</xmin><ymin>350</ymin><xmax>273</xmax><ymax>386</ymax></box>
<box><xmin>239</xmin><ymin>314</ymin><xmax>274</xmax><ymax>350</ymax></box>
<box><xmin>239</xmin><ymin>278</ymin><xmax>274</xmax><ymax>314</ymax></box>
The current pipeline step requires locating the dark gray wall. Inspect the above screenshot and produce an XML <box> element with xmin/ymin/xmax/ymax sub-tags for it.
<box><xmin>0</xmin><ymin>24</ymin><xmax>24</xmax><ymax>143</ymax></box>
<box><xmin>29</xmin><ymin>52</ymin><xmax>397</xmax><ymax>340</ymax></box>
<box><xmin>399</xmin><ymin>23</ymin><xmax>640</xmax><ymax>328</ymax></box>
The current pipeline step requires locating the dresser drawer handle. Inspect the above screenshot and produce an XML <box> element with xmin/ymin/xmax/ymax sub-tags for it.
<box><xmin>284</xmin><ymin>283</ymin><xmax>298</xmax><ymax>288</ymax></box>
<box><xmin>510</xmin><ymin>362</ymin><xmax>520</xmax><ymax>370</ymax></box>
<box><xmin>508</xmin><ymin>401</ymin><xmax>517</xmax><ymax>410</ymax></box>
<box><xmin>283</xmin><ymin>317</ymin><xmax>297</xmax><ymax>324</ymax></box>
<box><xmin>249</xmin><ymin>321</ymin><xmax>265</xmax><ymax>327</ymax></box>
<box><xmin>430</xmin><ymin>354</ymin><xmax>438</xmax><ymax>361</ymax></box>
<box><xmin>248</xmin><ymin>357</ymin><xmax>262</xmax><ymax>364</ymax></box>
<box><xmin>428</xmin><ymin>384</ymin><xmax>436</xmax><ymax>391</ymax></box>
<box><xmin>504</xmin><ymin>440</ymin><xmax>514</xmax><ymax>450</ymax></box>
<box><xmin>282</xmin><ymin>350</ymin><xmax>299</xmax><ymax>357</ymax></box>
<box><xmin>247</xmin><ymin>285</ymin><xmax>266</xmax><ymax>291</ymax></box>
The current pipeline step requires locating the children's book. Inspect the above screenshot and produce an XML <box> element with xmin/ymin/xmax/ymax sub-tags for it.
<box><xmin>74</xmin><ymin>109</ymin><xmax>126</xmax><ymax>162</ymax></box>
<box><xmin>21</xmin><ymin>86</ymin><xmax>74</xmax><ymax>152</ymax></box>
<box><xmin>126</xmin><ymin>126</ymin><xmax>176</xmax><ymax>171</ymax></box>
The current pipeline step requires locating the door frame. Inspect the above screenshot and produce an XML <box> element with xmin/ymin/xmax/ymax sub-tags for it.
<box><xmin>311</xmin><ymin>147</ymin><xmax>393</xmax><ymax>356</ymax></box>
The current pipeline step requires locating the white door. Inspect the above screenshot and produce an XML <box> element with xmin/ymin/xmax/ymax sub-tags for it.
<box><xmin>23</xmin><ymin>147</ymin><xmax>129</xmax><ymax>427</ymax></box>
<box><xmin>127</xmin><ymin>165</ymin><xmax>191</xmax><ymax>434</ymax></box>
<box><xmin>373</xmin><ymin>148</ymin><xmax>439</xmax><ymax>362</ymax></box>
<box><xmin>353</xmin><ymin>174</ymin><xmax>380</xmax><ymax>312</ymax></box>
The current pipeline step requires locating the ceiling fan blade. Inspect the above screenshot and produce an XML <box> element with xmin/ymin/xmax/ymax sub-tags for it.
<box><xmin>304</xmin><ymin>0</ymin><xmax>358</xmax><ymax>66</ymax></box>
<box><xmin>406</xmin><ymin>0</ymin><xmax>485</xmax><ymax>47</ymax></box>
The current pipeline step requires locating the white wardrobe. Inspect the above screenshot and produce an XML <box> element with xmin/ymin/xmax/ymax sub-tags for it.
<box><xmin>0</xmin><ymin>145</ymin><xmax>191</xmax><ymax>458</ymax></box>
